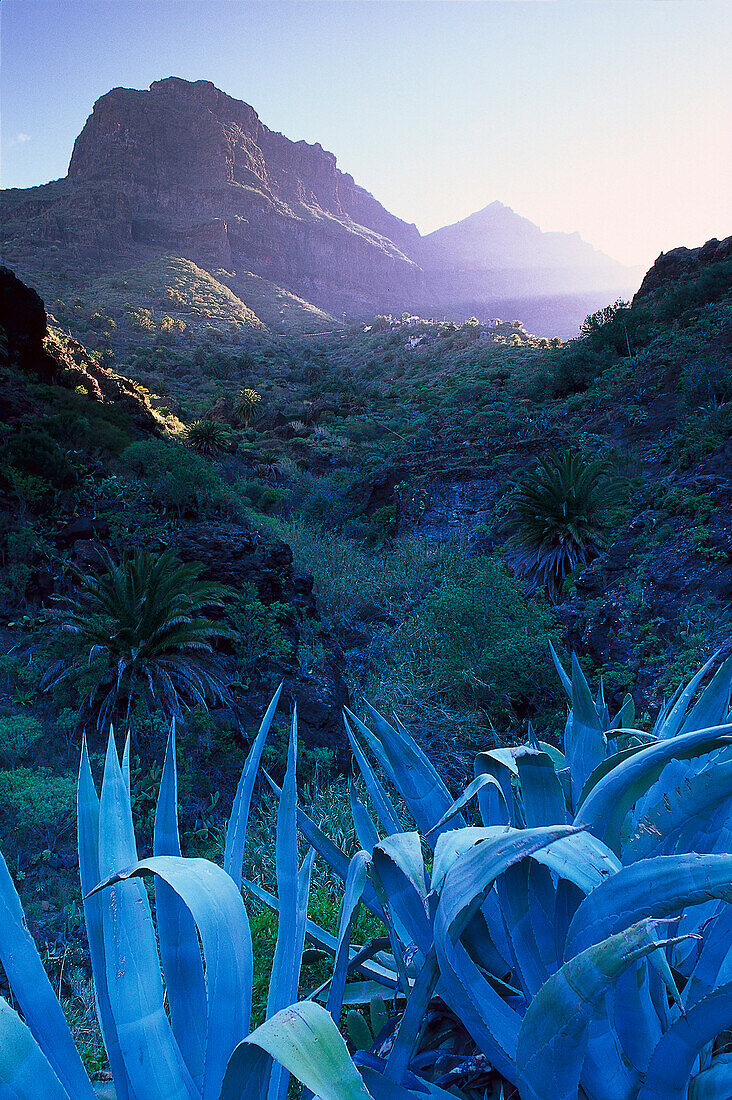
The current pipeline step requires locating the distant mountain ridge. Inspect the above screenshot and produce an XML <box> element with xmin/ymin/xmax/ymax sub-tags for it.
<box><xmin>1</xmin><ymin>76</ymin><xmax>640</xmax><ymax>335</ymax></box>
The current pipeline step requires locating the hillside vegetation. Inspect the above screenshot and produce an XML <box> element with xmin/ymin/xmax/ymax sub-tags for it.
<box><xmin>0</xmin><ymin>247</ymin><xmax>730</xmax><ymax>1098</ymax></box>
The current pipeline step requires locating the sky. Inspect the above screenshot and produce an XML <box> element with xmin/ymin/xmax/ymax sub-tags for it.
<box><xmin>1</xmin><ymin>0</ymin><xmax>730</xmax><ymax>269</ymax></box>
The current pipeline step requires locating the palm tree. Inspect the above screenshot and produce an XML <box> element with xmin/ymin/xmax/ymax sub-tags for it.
<box><xmin>186</xmin><ymin>419</ymin><xmax>231</xmax><ymax>456</ymax></box>
<box><xmin>42</xmin><ymin>549</ymin><xmax>236</xmax><ymax>736</ymax></box>
<box><xmin>503</xmin><ymin>450</ymin><xmax>624</xmax><ymax>603</ymax></box>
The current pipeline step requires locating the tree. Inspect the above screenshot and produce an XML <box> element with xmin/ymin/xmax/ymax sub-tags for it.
<box><xmin>42</xmin><ymin>549</ymin><xmax>236</xmax><ymax>736</ymax></box>
<box><xmin>186</xmin><ymin>419</ymin><xmax>231</xmax><ymax>456</ymax></box>
<box><xmin>235</xmin><ymin>387</ymin><xmax>262</xmax><ymax>428</ymax></box>
<box><xmin>502</xmin><ymin>450</ymin><xmax>624</xmax><ymax>602</ymax></box>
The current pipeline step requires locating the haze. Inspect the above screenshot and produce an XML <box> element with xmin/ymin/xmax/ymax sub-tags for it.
<box><xmin>1</xmin><ymin>0</ymin><xmax>730</xmax><ymax>269</ymax></box>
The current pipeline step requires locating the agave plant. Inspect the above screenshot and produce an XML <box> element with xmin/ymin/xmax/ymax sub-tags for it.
<box><xmin>252</xmin><ymin>647</ymin><xmax>732</xmax><ymax>1099</ymax></box>
<box><xmin>503</xmin><ymin>449</ymin><xmax>624</xmax><ymax>601</ymax></box>
<box><xmin>186</xmin><ymin>419</ymin><xmax>231</xmax><ymax>456</ymax></box>
<box><xmin>41</xmin><ymin>549</ymin><xmax>235</xmax><ymax>735</ymax></box>
<box><xmin>0</xmin><ymin>687</ymin><xmax>369</xmax><ymax>1100</ymax></box>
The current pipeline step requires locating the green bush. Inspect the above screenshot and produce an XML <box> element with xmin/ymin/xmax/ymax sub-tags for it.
<box><xmin>0</xmin><ymin>767</ymin><xmax>75</xmax><ymax>848</ymax></box>
<box><xmin>121</xmin><ymin>438</ymin><xmax>230</xmax><ymax>513</ymax></box>
<box><xmin>0</xmin><ymin>715</ymin><xmax>43</xmax><ymax>765</ymax></box>
<box><xmin>394</xmin><ymin>556</ymin><xmax>560</xmax><ymax>725</ymax></box>
<box><xmin>4</xmin><ymin>429</ymin><xmax>78</xmax><ymax>488</ymax></box>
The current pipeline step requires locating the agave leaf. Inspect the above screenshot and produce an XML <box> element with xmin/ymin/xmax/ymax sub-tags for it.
<box><xmin>517</xmin><ymin>751</ymin><xmax>568</xmax><ymax>826</ymax></box>
<box><xmin>565</xmin><ymin>854</ymin><xmax>732</xmax><ymax>960</ymax></box>
<box><xmin>688</xmin><ymin>1051</ymin><xmax>732</xmax><ymax>1100</ymax></box>
<box><xmin>225</xmin><ymin>1001</ymin><xmax>372</xmax><ymax>1100</ymax></box>
<box><xmin>626</xmin><ymin>758</ymin><xmax>732</xmax><ymax>862</ymax></box>
<box><xmin>385</xmin><ymin>947</ymin><xmax>440</xmax><ymax>1084</ymax></box>
<box><xmin>90</xmin><ymin>855</ymin><xmax>252</xmax><ymax>1100</ymax></box>
<box><xmin>362</xmin><ymin>701</ymin><xmax>462</xmax><ymax>842</ymax></box>
<box><xmin>0</xmin><ymin>996</ymin><xmax>73</xmax><ymax>1100</ymax></box>
<box><xmin>683</xmin><ymin>903</ymin><xmax>732</xmax><ymax>1008</ymax></box>
<box><xmin>609</xmin><ymin>693</ymin><xmax>635</xmax><ymax>732</ymax></box>
<box><xmin>350</xmin><ymin>786</ymin><xmax>380</xmax><ymax>854</ymax></box>
<box><xmin>326</xmin><ymin>851</ymin><xmax>372</xmax><ymax>1023</ymax></box>
<box><xmin>531</xmin><ymin>831</ymin><xmax>621</xmax><ymax>893</ymax></box>
<box><xmin>612</xmin><ymin>963</ymin><xmax>664</xmax><ymax>1074</ymax></box>
<box><xmin>433</xmin><ymin>824</ymin><xmax>582</xmax><ymax>1084</ymax></box>
<box><xmin>637</xmin><ymin>981</ymin><xmax>732</xmax><ymax>1100</ymax></box>
<box><xmin>372</xmin><ymin>833</ymin><xmax>431</xmax><ymax>957</ymax></box>
<box><xmin>154</xmin><ymin>721</ymin><xmax>207</xmax><ymax>1089</ymax></box>
<box><xmin>473</xmin><ymin>751</ymin><xmax>515</xmax><ymax>826</ymax></box>
<box><xmin>224</xmin><ymin>684</ymin><xmax>283</xmax><ymax>889</ymax></box>
<box><xmin>77</xmin><ymin>735</ymin><xmax>131</xmax><ymax>1100</ymax></box>
<box><xmin>97</xmin><ymin>734</ymin><xmax>198</xmax><ymax>1100</ymax></box>
<box><xmin>680</xmin><ymin>656</ymin><xmax>732</xmax><ymax>734</ymax></box>
<box><xmin>565</xmin><ymin>653</ymin><xmax>607</xmax><ymax>809</ymax></box>
<box><xmin>427</xmin><ymin>774</ymin><xmax>506</xmax><ymax>835</ymax></box>
<box><xmin>576</xmin><ymin>741</ymin><xmax>651</xmax><ymax>808</ymax></box>
<box><xmin>0</xmin><ymin>858</ymin><xmax>95</xmax><ymax>1100</ymax></box>
<box><xmin>267</xmin><ymin>708</ymin><xmax>300</xmax><ymax>1020</ymax></box>
<box><xmin>344</xmin><ymin>711</ymin><xmax>402</xmax><ymax>835</ymax></box>
<box><xmin>654</xmin><ymin>653</ymin><xmax>720</xmax><ymax>739</ymax></box>
<box><xmin>499</xmin><ymin>860</ymin><xmax>554</xmax><ymax>999</ymax></box>
<box><xmin>574</xmin><ymin>723</ymin><xmax>732</xmax><ymax>853</ymax></box>
<box><xmin>516</xmin><ymin>919</ymin><xmax>679</xmax><ymax>1100</ymax></box>
<box><xmin>549</xmin><ymin>639</ymin><xmax>572</xmax><ymax>701</ymax></box>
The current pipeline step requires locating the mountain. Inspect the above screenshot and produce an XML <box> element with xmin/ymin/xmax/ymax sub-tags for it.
<box><xmin>1</xmin><ymin>77</ymin><xmax>639</xmax><ymax>336</ymax></box>
<box><xmin>412</xmin><ymin>201</ymin><xmax>642</xmax><ymax>336</ymax></box>
<box><xmin>0</xmin><ymin>76</ymin><xmax>424</xmax><ymax>321</ymax></box>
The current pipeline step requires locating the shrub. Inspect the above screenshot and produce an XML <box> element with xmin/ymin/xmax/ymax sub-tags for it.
<box><xmin>0</xmin><ymin>766</ymin><xmax>75</xmax><ymax>848</ymax></box>
<box><xmin>0</xmin><ymin>715</ymin><xmax>43</xmax><ymax>765</ymax></box>
<box><xmin>5</xmin><ymin>429</ymin><xmax>78</xmax><ymax>488</ymax></box>
<box><xmin>393</xmin><ymin>556</ymin><xmax>559</xmax><ymax>725</ymax></box>
<box><xmin>121</xmin><ymin>438</ymin><xmax>230</xmax><ymax>513</ymax></box>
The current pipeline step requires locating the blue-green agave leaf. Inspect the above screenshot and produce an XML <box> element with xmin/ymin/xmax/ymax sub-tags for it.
<box><xmin>517</xmin><ymin>919</ymin><xmax>679</xmax><ymax>1100</ymax></box>
<box><xmin>626</xmin><ymin>757</ymin><xmax>732</xmax><ymax>862</ymax></box>
<box><xmin>326</xmin><ymin>851</ymin><xmax>372</xmax><ymax>1024</ymax></box>
<box><xmin>224</xmin><ymin>684</ymin><xmax>283</xmax><ymax>888</ymax></box>
<box><xmin>372</xmin><ymin>833</ymin><xmax>431</xmax><ymax>958</ymax></box>
<box><xmin>344</xmin><ymin>711</ymin><xmax>402</xmax><ymax>835</ymax></box>
<box><xmin>0</xmin><ymin>996</ymin><xmax>73</xmax><ymax>1100</ymax></box>
<box><xmin>385</xmin><ymin>947</ymin><xmax>440</xmax><ymax>1084</ymax></box>
<box><xmin>0</xmin><ymin>861</ymin><xmax>95</xmax><ymax>1100</ymax></box>
<box><xmin>97</xmin><ymin>733</ymin><xmax>198</xmax><ymax>1100</ymax></box>
<box><xmin>565</xmin><ymin>853</ymin><xmax>732</xmax><ymax>960</ymax></box>
<box><xmin>517</xmin><ymin>751</ymin><xmax>568</xmax><ymax>826</ymax></box>
<box><xmin>350</xmin><ymin>786</ymin><xmax>380</xmax><ymax>854</ymax></box>
<box><xmin>688</xmin><ymin>1051</ymin><xmax>732</xmax><ymax>1100</ymax></box>
<box><xmin>433</xmin><ymin>824</ymin><xmax>582</xmax><ymax>1084</ymax></box>
<box><xmin>91</xmin><ymin>855</ymin><xmax>252</xmax><ymax>1100</ymax></box>
<box><xmin>549</xmin><ymin>639</ymin><xmax>572</xmax><ymax>702</ymax></box>
<box><xmin>637</xmin><ymin>981</ymin><xmax>732</xmax><ymax>1100</ymax></box>
<box><xmin>225</xmin><ymin>1001</ymin><xmax>372</xmax><ymax>1100</ymax></box>
<box><xmin>362</xmin><ymin>701</ymin><xmax>461</xmax><ymax>842</ymax></box>
<box><xmin>565</xmin><ymin>653</ymin><xmax>607</xmax><ymax>809</ymax></box>
<box><xmin>654</xmin><ymin>653</ymin><xmax>720</xmax><ymax>739</ymax></box>
<box><xmin>154</xmin><ymin>721</ymin><xmax>207</xmax><ymax>1089</ymax></box>
<box><xmin>574</xmin><ymin>724</ymin><xmax>732</xmax><ymax>853</ymax></box>
<box><xmin>426</xmin><ymin>774</ymin><xmax>506</xmax><ymax>835</ymax></box>
<box><xmin>77</xmin><ymin>735</ymin><xmax>131</xmax><ymax>1100</ymax></box>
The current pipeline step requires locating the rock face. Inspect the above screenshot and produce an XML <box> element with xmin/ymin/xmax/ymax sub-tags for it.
<box><xmin>3</xmin><ymin>77</ymin><xmax>424</xmax><ymax>317</ymax></box>
<box><xmin>2</xmin><ymin>77</ymin><xmax>641</xmax><ymax>333</ymax></box>
<box><xmin>634</xmin><ymin>236</ymin><xmax>732</xmax><ymax>300</ymax></box>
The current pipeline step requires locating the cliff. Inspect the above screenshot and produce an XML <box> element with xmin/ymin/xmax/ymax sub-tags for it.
<box><xmin>1</xmin><ymin>77</ymin><xmax>424</xmax><ymax>317</ymax></box>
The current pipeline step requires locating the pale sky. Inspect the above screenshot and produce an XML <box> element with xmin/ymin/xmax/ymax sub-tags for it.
<box><xmin>1</xmin><ymin>0</ymin><xmax>730</xmax><ymax>269</ymax></box>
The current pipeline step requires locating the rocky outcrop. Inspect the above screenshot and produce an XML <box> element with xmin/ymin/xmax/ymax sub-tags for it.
<box><xmin>2</xmin><ymin>78</ymin><xmax>424</xmax><ymax>317</ymax></box>
<box><xmin>634</xmin><ymin>236</ymin><xmax>732</xmax><ymax>300</ymax></box>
